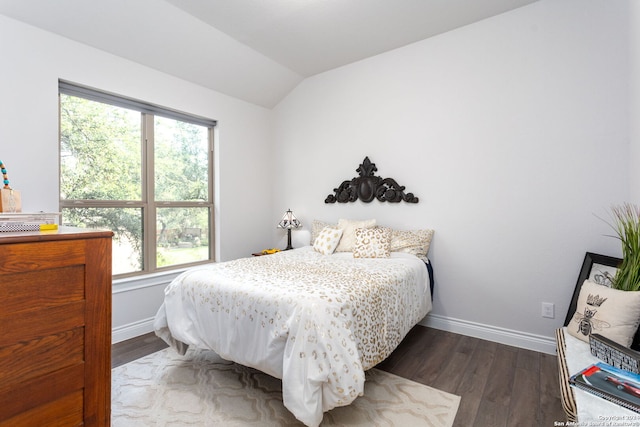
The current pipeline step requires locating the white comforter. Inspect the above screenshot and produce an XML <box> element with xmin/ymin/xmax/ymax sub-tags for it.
<box><xmin>154</xmin><ymin>246</ymin><xmax>432</xmax><ymax>426</ymax></box>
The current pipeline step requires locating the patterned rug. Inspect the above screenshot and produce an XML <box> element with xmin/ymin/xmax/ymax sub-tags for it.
<box><xmin>112</xmin><ymin>348</ymin><xmax>460</xmax><ymax>426</ymax></box>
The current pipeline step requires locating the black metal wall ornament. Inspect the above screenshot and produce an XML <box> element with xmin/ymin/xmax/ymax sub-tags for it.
<box><xmin>324</xmin><ymin>156</ymin><xmax>419</xmax><ymax>204</ymax></box>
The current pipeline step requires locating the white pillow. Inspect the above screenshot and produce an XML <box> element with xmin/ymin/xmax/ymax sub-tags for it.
<box><xmin>335</xmin><ymin>218</ymin><xmax>376</xmax><ymax>252</ymax></box>
<box><xmin>568</xmin><ymin>280</ymin><xmax>640</xmax><ymax>347</ymax></box>
<box><xmin>313</xmin><ymin>226</ymin><xmax>343</xmax><ymax>255</ymax></box>
<box><xmin>353</xmin><ymin>227</ymin><xmax>391</xmax><ymax>258</ymax></box>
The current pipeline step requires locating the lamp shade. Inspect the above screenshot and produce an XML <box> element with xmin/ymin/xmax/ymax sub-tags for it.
<box><xmin>278</xmin><ymin>209</ymin><xmax>301</xmax><ymax>229</ymax></box>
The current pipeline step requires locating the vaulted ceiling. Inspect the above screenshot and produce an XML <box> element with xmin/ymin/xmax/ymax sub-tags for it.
<box><xmin>0</xmin><ymin>0</ymin><xmax>538</xmax><ymax>107</ymax></box>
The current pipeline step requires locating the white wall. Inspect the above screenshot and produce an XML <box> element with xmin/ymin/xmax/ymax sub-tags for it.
<box><xmin>0</xmin><ymin>15</ymin><xmax>276</xmax><ymax>341</ymax></box>
<box><xmin>631</xmin><ymin>1</ymin><xmax>640</xmax><ymax>203</ymax></box>
<box><xmin>273</xmin><ymin>0</ymin><xmax>630</xmax><ymax>353</ymax></box>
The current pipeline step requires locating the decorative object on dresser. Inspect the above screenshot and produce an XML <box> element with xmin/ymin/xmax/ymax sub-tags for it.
<box><xmin>277</xmin><ymin>208</ymin><xmax>301</xmax><ymax>250</ymax></box>
<box><xmin>324</xmin><ymin>156</ymin><xmax>419</xmax><ymax>203</ymax></box>
<box><xmin>0</xmin><ymin>227</ymin><xmax>113</xmax><ymax>426</ymax></box>
<box><xmin>0</xmin><ymin>160</ymin><xmax>21</xmax><ymax>213</ymax></box>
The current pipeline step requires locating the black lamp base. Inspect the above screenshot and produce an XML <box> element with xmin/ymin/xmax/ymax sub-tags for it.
<box><xmin>284</xmin><ymin>228</ymin><xmax>293</xmax><ymax>250</ymax></box>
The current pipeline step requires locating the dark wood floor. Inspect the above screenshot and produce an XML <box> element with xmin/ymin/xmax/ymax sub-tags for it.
<box><xmin>112</xmin><ymin>325</ymin><xmax>566</xmax><ymax>427</ymax></box>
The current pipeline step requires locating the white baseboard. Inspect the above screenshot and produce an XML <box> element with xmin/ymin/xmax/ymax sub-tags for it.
<box><xmin>112</xmin><ymin>317</ymin><xmax>156</xmax><ymax>344</ymax></box>
<box><xmin>422</xmin><ymin>313</ymin><xmax>557</xmax><ymax>355</ymax></box>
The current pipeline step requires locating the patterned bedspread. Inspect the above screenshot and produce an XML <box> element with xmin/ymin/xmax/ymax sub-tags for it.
<box><xmin>154</xmin><ymin>246</ymin><xmax>432</xmax><ymax>427</ymax></box>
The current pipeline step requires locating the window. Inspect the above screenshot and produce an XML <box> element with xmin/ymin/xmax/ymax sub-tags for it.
<box><xmin>59</xmin><ymin>81</ymin><xmax>215</xmax><ymax>277</ymax></box>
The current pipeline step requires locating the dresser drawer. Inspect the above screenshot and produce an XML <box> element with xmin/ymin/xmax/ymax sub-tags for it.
<box><xmin>0</xmin><ymin>228</ymin><xmax>112</xmax><ymax>426</ymax></box>
<box><xmin>0</xmin><ymin>265</ymin><xmax>85</xmax><ymax>314</ymax></box>
<box><xmin>0</xmin><ymin>240</ymin><xmax>86</xmax><ymax>273</ymax></box>
<box><xmin>0</xmin><ymin>327</ymin><xmax>85</xmax><ymax>386</ymax></box>
<box><xmin>0</xmin><ymin>390</ymin><xmax>84</xmax><ymax>427</ymax></box>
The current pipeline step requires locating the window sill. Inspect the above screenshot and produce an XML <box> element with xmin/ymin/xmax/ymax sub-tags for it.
<box><xmin>112</xmin><ymin>268</ymin><xmax>190</xmax><ymax>294</ymax></box>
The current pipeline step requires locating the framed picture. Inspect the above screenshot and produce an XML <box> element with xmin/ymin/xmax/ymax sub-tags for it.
<box><xmin>563</xmin><ymin>252</ymin><xmax>622</xmax><ymax>326</ymax></box>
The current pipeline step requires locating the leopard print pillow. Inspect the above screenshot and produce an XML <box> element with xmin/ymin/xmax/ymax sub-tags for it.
<box><xmin>389</xmin><ymin>229</ymin><xmax>434</xmax><ymax>258</ymax></box>
<box><xmin>353</xmin><ymin>227</ymin><xmax>391</xmax><ymax>258</ymax></box>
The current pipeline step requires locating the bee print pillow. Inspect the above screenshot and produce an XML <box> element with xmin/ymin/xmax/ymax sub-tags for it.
<box><xmin>569</xmin><ymin>280</ymin><xmax>640</xmax><ymax>347</ymax></box>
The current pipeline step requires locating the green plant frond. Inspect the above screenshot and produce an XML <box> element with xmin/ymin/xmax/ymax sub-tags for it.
<box><xmin>606</xmin><ymin>203</ymin><xmax>640</xmax><ymax>291</ymax></box>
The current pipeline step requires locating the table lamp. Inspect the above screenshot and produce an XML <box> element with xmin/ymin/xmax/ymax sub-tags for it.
<box><xmin>278</xmin><ymin>209</ymin><xmax>301</xmax><ymax>250</ymax></box>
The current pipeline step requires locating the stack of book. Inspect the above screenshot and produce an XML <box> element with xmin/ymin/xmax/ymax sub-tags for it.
<box><xmin>0</xmin><ymin>212</ymin><xmax>60</xmax><ymax>232</ymax></box>
<box><xmin>570</xmin><ymin>361</ymin><xmax>640</xmax><ymax>413</ymax></box>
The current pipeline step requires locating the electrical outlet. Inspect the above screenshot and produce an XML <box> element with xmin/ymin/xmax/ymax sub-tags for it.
<box><xmin>542</xmin><ymin>302</ymin><xmax>555</xmax><ymax>319</ymax></box>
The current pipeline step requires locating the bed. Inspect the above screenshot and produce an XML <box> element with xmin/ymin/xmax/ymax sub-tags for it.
<box><xmin>154</xmin><ymin>222</ymin><xmax>434</xmax><ymax>427</ymax></box>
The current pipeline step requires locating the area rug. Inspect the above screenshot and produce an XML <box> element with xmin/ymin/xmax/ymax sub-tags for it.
<box><xmin>112</xmin><ymin>348</ymin><xmax>460</xmax><ymax>426</ymax></box>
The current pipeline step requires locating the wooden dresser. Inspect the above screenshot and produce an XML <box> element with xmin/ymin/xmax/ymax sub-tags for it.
<box><xmin>0</xmin><ymin>227</ymin><xmax>113</xmax><ymax>426</ymax></box>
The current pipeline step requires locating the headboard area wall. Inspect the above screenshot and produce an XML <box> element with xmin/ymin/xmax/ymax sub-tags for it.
<box><xmin>271</xmin><ymin>0</ymin><xmax>628</xmax><ymax>354</ymax></box>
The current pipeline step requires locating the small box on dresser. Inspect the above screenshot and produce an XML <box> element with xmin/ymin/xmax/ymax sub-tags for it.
<box><xmin>0</xmin><ymin>227</ymin><xmax>113</xmax><ymax>426</ymax></box>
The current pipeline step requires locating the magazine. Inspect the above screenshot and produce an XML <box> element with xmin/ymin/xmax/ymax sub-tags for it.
<box><xmin>570</xmin><ymin>362</ymin><xmax>640</xmax><ymax>413</ymax></box>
